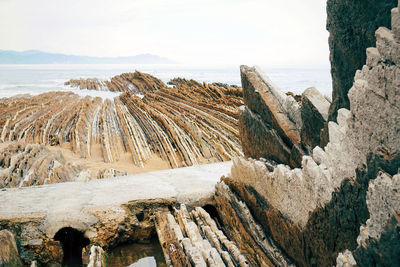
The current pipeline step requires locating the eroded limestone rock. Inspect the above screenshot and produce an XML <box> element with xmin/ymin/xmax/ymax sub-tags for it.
<box><xmin>0</xmin><ymin>142</ymin><xmax>88</xmax><ymax>188</ymax></box>
<box><xmin>350</xmin><ymin>170</ymin><xmax>400</xmax><ymax>266</ymax></box>
<box><xmin>87</xmin><ymin>246</ymin><xmax>106</xmax><ymax>267</ymax></box>
<box><xmin>214</xmin><ymin>181</ymin><xmax>295</xmax><ymax>267</ymax></box>
<box><xmin>300</xmin><ymin>87</ymin><xmax>330</xmax><ymax>150</ymax></box>
<box><xmin>0</xmin><ymin>230</ymin><xmax>23</xmax><ymax>267</ymax></box>
<box><xmin>239</xmin><ymin>65</ymin><xmax>305</xmax><ymax>168</ymax></box>
<box><xmin>65</xmin><ymin>71</ymin><xmax>166</xmax><ymax>94</ymax></box>
<box><xmin>155</xmin><ymin>204</ymin><xmax>250</xmax><ymax>267</ymax></box>
<box><xmin>97</xmin><ymin>168</ymin><xmax>127</xmax><ymax>179</ymax></box>
<box><xmin>221</xmin><ymin>3</ymin><xmax>400</xmax><ymax>266</ymax></box>
<box><xmin>0</xmin><ymin>73</ymin><xmax>243</xmax><ymax>175</ymax></box>
<box><xmin>336</xmin><ymin>250</ymin><xmax>357</xmax><ymax>267</ymax></box>
<box><xmin>326</xmin><ymin>0</ymin><xmax>397</xmax><ymax>122</ymax></box>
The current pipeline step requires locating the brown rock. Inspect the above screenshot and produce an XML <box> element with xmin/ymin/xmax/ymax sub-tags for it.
<box><xmin>239</xmin><ymin>65</ymin><xmax>305</xmax><ymax>168</ymax></box>
<box><xmin>0</xmin><ymin>143</ymin><xmax>88</xmax><ymax>189</ymax></box>
<box><xmin>0</xmin><ymin>72</ymin><xmax>244</xmax><ymax>178</ymax></box>
<box><xmin>240</xmin><ymin>65</ymin><xmax>300</xmax><ymax>146</ymax></box>
<box><xmin>0</xmin><ymin>230</ymin><xmax>23</xmax><ymax>267</ymax></box>
<box><xmin>238</xmin><ymin>106</ymin><xmax>291</xmax><ymax>165</ymax></box>
<box><xmin>300</xmin><ymin>87</ymin><xmax>330</xmax><ymax>150</ymax></box>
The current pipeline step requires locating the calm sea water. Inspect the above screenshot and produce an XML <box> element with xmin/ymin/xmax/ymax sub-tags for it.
<box><xmin>0</xmin><ymin>64</ymin><xmax>332</xmax><ymax>99</ymax></box>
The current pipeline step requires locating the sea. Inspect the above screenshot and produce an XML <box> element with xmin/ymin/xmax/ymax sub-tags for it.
<box><xmin>0</xmin><ymin>64</ymin><xmax>332</xmax><ymax>99</ymax></box>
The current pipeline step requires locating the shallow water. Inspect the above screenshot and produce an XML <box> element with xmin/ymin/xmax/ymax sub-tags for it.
<box><xmin>106</xmin><ymin>239</ymin><xmax>166</xmax><ymax>267</ymax></box>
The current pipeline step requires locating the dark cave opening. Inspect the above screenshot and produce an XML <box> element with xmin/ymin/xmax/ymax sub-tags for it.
<box><xmin>202</xmin><ymin>204</ymin><xmax>222</xmax><ymax>226</ymax></box>
<box><xmin>54</xmin><ymin>227</ymin><xmax>90</xmax><ymax>267</ymax></box>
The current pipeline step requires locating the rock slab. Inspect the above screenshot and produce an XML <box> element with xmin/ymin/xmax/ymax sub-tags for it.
<box><xmin>0</xmin><ymin>230</ymin><xmax>23</xmax><ymax>267</ymax></box>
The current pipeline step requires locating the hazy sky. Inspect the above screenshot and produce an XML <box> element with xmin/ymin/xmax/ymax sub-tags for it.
<box><xmin>0</xmin><ymin>0</ymin><xmax>329</xmax><ymax>66</ymax></box>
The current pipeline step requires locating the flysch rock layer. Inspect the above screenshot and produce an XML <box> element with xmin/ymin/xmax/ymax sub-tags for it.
<box><xmin>155</xmin><ymin>204</ymin><xmax>249</xmax><ymax>267</ymax></box>
<box><xmin>0</xmin><ymin>142</ymin><xmax>129</xmax><ymax>188</ymax></box>
<box><xmin>222</xmin><ymin>4</ymin><xmax>400</xmax><ymax>266</ymax></box>
<box><xmin>0</xmin><ymin>142</ymin><xmax>89</xmax><ymax>188</ymax></box>
<box><xmin>214</xmin><ymin>181</ymin><xmax>295</xmax><ymax>267</ymax></box>
<box><xmin>239</xmin><ymin>66</ymin><xmax>330</xmax><ymax>169</ymax></box>
<box><xmin>239</xmin><ymin>66</ymin><xmax>305</xmax><ymax>168</ymax></box>
<box><xmin>0</xmin><ymin>161</ymin><xmax>231</xmax><ymax>265</ymax></box>
<box><xmin>65</xmin><ymin>71</ymin><xmax>166</xmax><ymax>94</ymax></box>
<box><xmin>0</xmin><ymin>73</ymin><xmax>243</xmax><ymax>187</ymax></box>
<box><xmin>300</xmin><ymin>87</ymin><xmax>330</xmax><ymax>150</ymax></box>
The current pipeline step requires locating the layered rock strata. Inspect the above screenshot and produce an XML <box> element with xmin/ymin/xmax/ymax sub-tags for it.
<box><xmin>0</xmin><ymin>142</ymin><xmax>88</xmax><ymax>188</ymax></box>
<box><xmin>0</xmin><ymin>74</ymin><xmax>243</xmax><ymax>180</ymax></box>
<box><xmin>0</xmin><ymin>142</ymin><xmax>130</xmax><ymax>189</ymax></box>
<box><xmin>155</xmin><ymin>204</ymin><xmax>249</xmax><ymax>267</ymax></box>
<box><xmin>300</xmin><ymin>87</ymin><xmax>330</xmax><ymax>150</ymax></box>
<box><xmin>221</xmin><ymin>5</ymin><xmax>400</xmax><ymax>265</ymax></box>
<box><xmin>65</xmin><ymin>71</ymin><xmax>166</xmax><ymax>94</ymax></box>
<box><xmin>239</xmin><ymin>66</ymin><xmax>330</xmax><ymax>168</ymax></box>
<box><xmin>214</xmin><ymin>181</ymin><xmax>295</xmax><ymax>267</ymax></box>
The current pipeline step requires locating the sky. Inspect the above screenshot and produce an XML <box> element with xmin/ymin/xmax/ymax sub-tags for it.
<box><xmin>0</xmin><ymin>0</ymin><xmax>330</xmax><ymax>67</ymax></box>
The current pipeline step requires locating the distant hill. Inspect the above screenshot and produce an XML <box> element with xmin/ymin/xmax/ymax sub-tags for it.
<box><xmin>0</xmin><ymin>50</ymin><xmax>175</xmax><ymax>64</ymax></box>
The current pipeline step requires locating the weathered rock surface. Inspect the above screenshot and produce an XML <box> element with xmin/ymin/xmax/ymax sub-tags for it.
<box><xmin>155</xmin><ymin>204</ymin><xmax>249</xmax><ymax>267</ymax></box>
<box><xmin>0</xmin><ymin>142</ymin><xmax>89</xmax><ymax>188</ymax></box>
<box><xmin>352</xmin><ymin>170</ymin><xmax>400</xmax><ymax>266</ymax></box>
<box><xmin>0</xmin><ymin>161</ymin><xmax>231</xmax><ymax>265</ymax></box>
<box><xmin>0</xmin><ymin>73</ymin><xmax>243</xmax><ymax>176</ymax></box>
<box><xmin>239</xmin><ymin>67</ymin><xmax>330</xmax><ymax>168</ymax></box>
<box><xmin>326</xmin><ymin>0</ymin><xmax>397</xmax><ymax>122</ymax></box>
<box><xmin>65</xmin><ymin>71</ymin><xmax>166</xmax><ymax>94</ymax></box>
<box><xmin>214</xmin><ymin>181</ymin><xmax>294</xmax><ymax>267</ymax></box>
<box><xmin>0</xmin><ymin>230</ymin><xmax>23</xmax><ymax>267</ymax></box>
<box><xmin>300</xmin><ymin>87</ymin><xmax>330</xmax><ymax>150</ymax></box>
<box><xmin>97</xmin><ymin>168</ymin><xmax>127</xmax><ymax>179</ymax></box>
<box><xmin>239</xmin><ymin>65</ymin><xmax>305</xmax><ymax>168</ymax></box>
<box><xmin>87</xmin><ymin>245</ymin><xmax>106</xmax><ymax>267</ymax></box>
<box><xmin>336</xmin><ymin>250</ymin><xmax>357</xmax><ymax>267</ymax></box>
<box><xmin>220</xmin><ymin>3</ymin><xmax>400</xmax><ymax>266</ymax></box>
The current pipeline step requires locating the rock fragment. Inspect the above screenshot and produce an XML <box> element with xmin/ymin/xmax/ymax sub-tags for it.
<box><xmin>0</xmin><ymin>230</ymin><xmax>23</xmax><ymax>267</ymax></box>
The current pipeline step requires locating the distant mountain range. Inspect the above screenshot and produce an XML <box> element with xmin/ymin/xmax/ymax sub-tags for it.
<box><xmin>0</xmin><ymin>50</ymin><xmax>175</xmax><ymax>64</ymax></box>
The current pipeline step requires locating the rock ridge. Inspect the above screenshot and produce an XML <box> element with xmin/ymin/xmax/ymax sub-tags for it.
<box><xmin>0</xmin><ymin>73</ymin><xmax>244</xmax><ymax>186</ymax></box>
<box><xmin>219</xmin><ymin>2</ymin><xmax>400</xmax><ymax>265</ymax></box>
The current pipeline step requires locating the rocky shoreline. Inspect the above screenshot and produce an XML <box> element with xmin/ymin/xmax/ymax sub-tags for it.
<box><xmin>0</xmin><ymin>73</ymin><xmax>243</xmax><ymax>189</ymax></box>
<box><xmin>1</xmin><ymin>1</ymin><xmax>400</xmax><ymax>266</ymax></box>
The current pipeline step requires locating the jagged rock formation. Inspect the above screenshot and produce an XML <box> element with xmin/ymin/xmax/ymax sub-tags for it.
<box><xmin>0</xmin><ymin>74</ymin><xmax>243</xmax><ymax>178</ymax></box>
<box><xmin>65</xmin><ymin>71</ymin><xmax>166</xmax><ymax>94</ymax></box>
<box><xmin>96</xmin><ymin>168</ymin><xmax>127</xmax><ymax>179</ymax></box>
<box><xmin>239</xmin><ymin>66</ymin><xmax>330</xmax><ymax>168</ymax></box>
<box><xmin>300</xmin><ymin>87</ymin><xmax>330</xmax><ymax>150</ymax></box>
<box><xmin>0</xmin><ymin>142</ymin><xmax>89</xmax><ymax>188</ymax></box>
<box><xmin>0</xmin><ymin>142</ymin><xmax>131</xmax><ymax>188</ymax></box>
<box><xmin>326</xmin><ymin>0</ymin><xmax>397</xmax><ymax>122</ymax></box>
<box><xmin>239</xmin><ymin>66</ymin><xmax>303</xmax><ymax>168</ymax></box>
<box><xmin>352</xmin><ymin>168</ymin><xmax>400</xmax><ymax>266</ymax></box>
<box><xmin>218</xmin><ymin>3</ymin><xmax>400</xmax><ymax>266</ymax></box>
<box><xmin>214</xmin><ymin>182</ymin><xmax>295</xmax><ymax>266</ymax></box>
<box><xmin>87</xmin><ymin>246</ymin><xmax>106</xmax><ymax>267</ymax></box>
<box><xmin>0</xmin><ymin>230</ymin><xmax>23</xmax><ymax>267</ymax></box>
<box><xmin>155</xmin><ymin>204</ymin><xmax>249</xmax><ymax>267</ymax></box>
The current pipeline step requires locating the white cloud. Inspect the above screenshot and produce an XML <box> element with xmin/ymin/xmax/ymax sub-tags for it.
<box><xmin>0</xmin><ymin>0</ymin><xmax>329</xmax><ymax>66</ymax></box>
